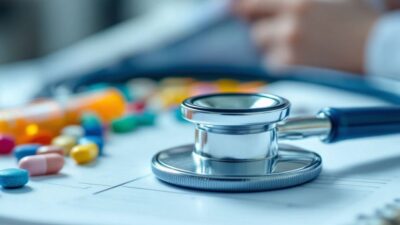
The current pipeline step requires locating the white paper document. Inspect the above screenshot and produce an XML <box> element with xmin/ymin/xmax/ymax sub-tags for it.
<box><xmin>1</xmin><ymin>81</ymin><xmax>399</xmax><ymax>225</ymax></box>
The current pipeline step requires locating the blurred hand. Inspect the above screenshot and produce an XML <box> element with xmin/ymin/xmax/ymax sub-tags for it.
<box><xmin>234</xmin><ymin>0</ymin><xmax>380</xmax><ymax>73</ymax></box>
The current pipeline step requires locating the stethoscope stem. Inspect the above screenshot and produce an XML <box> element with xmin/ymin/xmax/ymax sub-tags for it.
<box><xmin>278</xmin><ymin>107</ymin><xmax>400</xmax><ymax>143</ymax></box>
<box><xmin>277</xmin><ymin>117</ymin><xmax>331</xmax><ymax>141</ymax></box>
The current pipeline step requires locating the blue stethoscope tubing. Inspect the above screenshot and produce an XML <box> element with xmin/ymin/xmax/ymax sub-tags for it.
<box><xmin>313</xmin><ymin>107</ymin><xmax>400</xmax><ymax>143</ymax></box>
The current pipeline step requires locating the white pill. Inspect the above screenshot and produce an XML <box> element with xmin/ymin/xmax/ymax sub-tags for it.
<box><xmin>61</xmin><ymin>125</ymin><xmax>84</xmax><ymax>139</ymax></box>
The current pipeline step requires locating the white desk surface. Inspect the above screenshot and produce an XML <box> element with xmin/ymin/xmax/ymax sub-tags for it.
<box><xmin>1</xmin><ymin>81</ymin><xmax>400</xmax><ymax>225</ymax></box>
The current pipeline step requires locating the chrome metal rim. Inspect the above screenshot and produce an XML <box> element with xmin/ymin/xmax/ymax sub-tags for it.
<box><xmin>152</xmin><ymin>144</ymin><xmax>322</xmax><ymax>192</ymax></box>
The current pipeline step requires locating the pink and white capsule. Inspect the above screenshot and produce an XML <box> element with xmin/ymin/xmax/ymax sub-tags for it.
<box><xmin>18</xmin><ymin>153</ymin><xmax>64</xmax><ymax>176</ymax></box>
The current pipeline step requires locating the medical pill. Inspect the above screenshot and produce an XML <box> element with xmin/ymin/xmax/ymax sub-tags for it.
<box><xmin>0</xmin><ymin>135</ymin><xmax>15</xmax><ymax>155</ymax></box>
<box><xmin>52</xmin><ymin>135</ymin><xmax>77</xmax><ymax>155</ymax></box>
<box><xmin>159</xmin><ymin>86</ymin><xmax>189</xmax><ymax>108</ymax></box>
<box><xmin>28</xmin><ymin>130</ymin><xmax>55</xmax><ymax>145</ymax></box>
<box><xmin>115</xmin><ymin>84</ymin><xmax>133</xmax><ymax>102</ymax></box>
<box><xmin>137</xmin><ymin>111</ymin><xmax>157</xmax><ymax>126</ymax></box>
<box><xmin>70</xmin><ymin>143</ymin><xmax>98</xmax><ymax>164</ymax></box>
<box><xmin>189</xmin><ymin>82</ymin><xmax>219</xmax><ymax>96</ymax></box>
<box><xmin>83</xmin><ymin>123</ymin><xmax>104</xmax><ymax>137</ymax></box>
<box><xmin>81</xmin><ymin>113</ymin><xmax>104</xmax><ymax>137</ymax></box>
<box><xmin>22</xmin><ymin>124</ymin><xmax>55</xmax><ymax>145</ymax></box>
<box><xmin>81</xmin><ymin>113</ymin><xmax>102</xmax><ymax>128</ymax></box>
<box><xmin>19</xmin><ymin>154</ymin><xmax>64</xmax><ymax>176</ymax></box>
<box><xmin>237</xmin><ymin>81</ymin><xmax>265</xmax><ymax>92</ymax></box>
<box><xmin>111</xmin><ymin>115</ymin><xmax>138</xmax><ymax>133</ymax></box>
<box><xmin>37</xmin><ymin>145</ymin><xmax>64</xmax><ymax>156</ymax></box>
<box><xmin>126</xmin><ymin>101</ymin><xmax>146</xmax><ymax>113</ymax></box>
<box><xmin>62</xmin><ymin>125</ymin><xmax>84</xmax><ymax>139</ymax></box>
<box><xmin>79</xmin><ymin>136</ymin><xmax>104</xmax><ymax>155</ymax></box>
<box><xmin>127</xmin><ymin>78</ymin><xmax>158</xmax><ymax>101</ymax></box>
<box><xmin>216</xmin><ymin>79</ymin><xmax>239</xmax><ymax>92</ymax></box>
<box><xmin>14</xmin><ymin>144</ymin><xmax>41</xmax><ymax>161</ymax></box>
<box><xmin>0</xmin><ymin>168</ymin><xmax>29</xmax><ymax>188</ymax></box>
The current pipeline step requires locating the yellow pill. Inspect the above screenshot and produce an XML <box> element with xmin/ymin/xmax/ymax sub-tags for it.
<box><xmin>216</xmin><ymin>79</ymin><xmax>239</xmax><ymax>92</ymax></box>
<box><xmin>70</xmin><ymin>143</ymin><xmax>98</xmax><ymax>164</ymax></box>
<box><xmin>52</xmin><ymin>135</ymin><xmax>77</xmax><ymax>155</ymax></box>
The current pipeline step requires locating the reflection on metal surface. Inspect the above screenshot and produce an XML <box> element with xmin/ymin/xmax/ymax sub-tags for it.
<box><xmin>152</xmin><ymin>93</ymin><xmax>322</xmax><ymax>192</ymax></box>
<box><xmin>152</xmin><ymin>144</ymin><xmax>322</xmax><ymax>192</ymax></box>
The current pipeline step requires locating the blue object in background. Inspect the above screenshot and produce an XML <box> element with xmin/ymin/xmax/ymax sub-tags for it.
<box><xmin>13</xmin><ymin>144</ymin><xmax>41</xmax><ymax>161</ymax></box>
<box><xmin>81</xmin><ymin>113</ymin><xmax>104</xmax><ymax>138</ymax></box>
<box><xmin>321</xmin><ymin>107</ymin><xmax>400</xmax><ymax>143</ymax></box>
<box><xmin>83</xmin><ymin>124</ymin><xmax>104</xmax><ymax>138</ymax></box>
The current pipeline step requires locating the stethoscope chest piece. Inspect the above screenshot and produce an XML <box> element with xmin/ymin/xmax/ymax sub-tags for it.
<box><xmin>152</xmin><ymin>93</ymin><xmax>322</xmax><ymax>192</ymax></box>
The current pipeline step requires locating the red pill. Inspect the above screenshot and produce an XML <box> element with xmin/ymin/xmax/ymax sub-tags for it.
<box><xmin>127</xmin><ymin>101</ymin><xmax>146</xmax><ymax>113</ymax></box>
<box><xmin>18</xmin><ymin>154</ymin><xmax>64</xmax><ymax>176</ymax></box>
<box><xmin>29</xmin><ymin>130</ymin><xmax>55</xmax><ymax>145</ymax></box>
<box><xmin>0</xmin><ymin>135</ymin><xmax>16</xmax><ymax>155</ymax></box>
<box><xmin>36</xmin><ymin>145</ymin><xmax>64</xmax><ymax>156</ymax></box>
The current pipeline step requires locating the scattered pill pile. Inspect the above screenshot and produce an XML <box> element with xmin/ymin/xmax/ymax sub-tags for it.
<box><xmin>0</xmin><ymin>77</ymin><xmax>266</xmax><ymax>189</ymax></box>
<box><xmin>0</xmin><ymin>113</ymin><xmax>108</xmax><ymax>188</ymax></box>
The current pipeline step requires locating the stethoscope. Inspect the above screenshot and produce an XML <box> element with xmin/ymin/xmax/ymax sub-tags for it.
<box><xmin>151</xmin><ymin>93</ymin><xmax>400</xmax><ymax>192</ymax></box>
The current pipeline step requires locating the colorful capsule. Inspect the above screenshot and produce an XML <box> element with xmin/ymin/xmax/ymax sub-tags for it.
<box><xmin>70</xmin><ymin>143</ymin><xmax>98</xmax><ymax>164</ymax></box>
<box><xmin>81</xmin><ymin>113</ymin><xmax>104</xmax><ymax>137</ymax></box>
<box><xmin>216</xmin><ymin>79</ymin><xmax>239</xmax><ymax>92</ymax></box>
<box><xmin>81</xmin><ymin>113</ymin><xmax>102</xmax><ymax>128</ymax></box>
<box><xmin>0</xmin><ymin>134</ymin><xmax>15</xmax><ymax>155</ymax></box>
<box><xmin>189</xmin><ymin>82</ymin><xmax>219</xmax><ymax>96</ymax></box>
<box><xmin>146</xmin><ymin>95</ymin><xmax>164</xmax><ymax>112</ymax></box>
<box><xmin>14</xmin><ymin>144</ymin><xmax>41</xmax><ymax>161</ymax></box>
<box><xmin>22</xmin><ymin>124</ymin><xmax>54</xmax><ymax>145</ymax></box>
<box><xmin>237</xmin><ymin>81</ymin><xmax>265</xmax><ymax>92</ymax></box>
<box><xmin>79</xmin><ymin>136</ymin><xmax>104</xmax><ymax>155</ymax></box>
<box><xmin>36</xmin><ymin>145</ymin><xmax>64</xmax><ymax>156</ymax></box>
<box><xmin>19</xmin><ymin>154</ymin><xmax>64</xmax><ymax>176</ymax></box>
<box><xmin>137</xmin><ymin>111</ymin><xmax>157</xmax><ymax>126</ymax></box>
<box><xmin>111</xmin><ymin>115</ymin><xmax>138</xmax><ymax>133</ymax></box>
<box><xmin>159</xmin><ymin>86</ymin><xmax>190</xmax><ymax>108</ymax></box>
<box><xmin>0</xmin><ymin>168</ymin><xmax>29</xmax><ymax>189</ymax></box>
<box><xmin>51</xmin><ymin>135</ymin><xmax>77</xmax><ymax>155</ymax></box>
<box><xmin>26</xmin><ymin>129</ymin><xmax>55</xmax><ymax>145</ymax></box>
<box><xmin>83</xmin><ymin>124</ymin><xmax>104</xmax><ymax>137</ymax></box>
<box><xmin>61</xmin><ymin>125</ymin><xmax>84</xmax><ymax>139</ymax></box>
<box><xmin>126</xmin><ymin>101</ymin><xmax>146</xmax><ymax>113</ymax></box>
<box><xmin>127</xmin><ymin>78</ymin><xmax>158</xmax><ymax>101</ymax></box>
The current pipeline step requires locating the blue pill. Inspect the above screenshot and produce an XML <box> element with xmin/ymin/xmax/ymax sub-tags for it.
<box><xmin>81</xmin><ymin>113</ymin><xmax>102</xmax><ymax>127</ymax></box>
<box><xmin>81</xmin><ymin>113</ymin><xmax>104</xmax><ymax>137</ymax></box>
<box><xmin>14</xmin><ymin>144</ymin><xmax>41</xmax><ymax>161</ymax></box>
<box><xmin>0</xmin><ymin>168</ymin><xmax>29</xmax><ymax>189</ymax></box>
<box><xmin>83</xmin><ymin>124</ymin><xmax>104</xmax><ymax>137</ymax></box>
<box><xmin>137</xmin><ymin>111</ymin><xmax>157</xmax><ymax>126</ymax></box>
<box><xmin>79</xmin><ymin>136</ymin><xmax>104</xmax><ymax>155</ymax></box>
